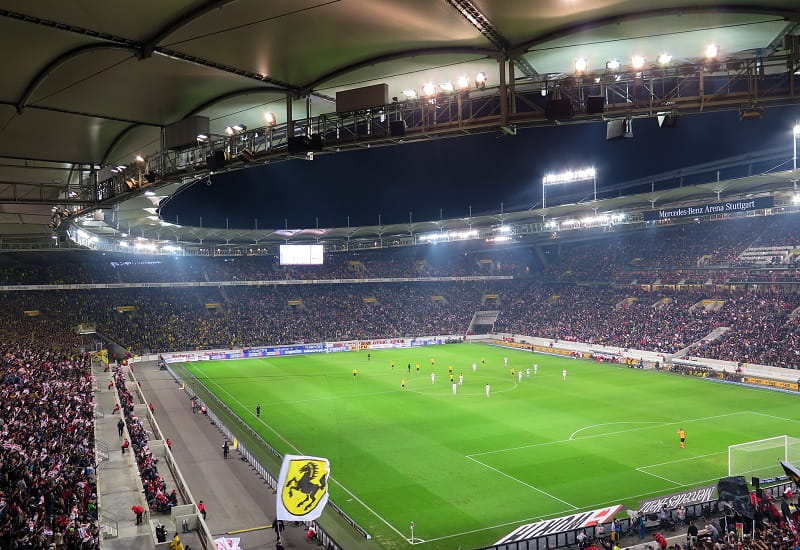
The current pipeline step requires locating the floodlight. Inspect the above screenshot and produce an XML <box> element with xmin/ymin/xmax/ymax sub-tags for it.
<box><xmin>440</xmin><ymin>82</ymin><xmax>454</xmax><ymax>92</ymax></box>
<box><xmin>134</xmin><ymin>155</ymin><xmax>144</xmax><ymax>162</ymax></box>
<box><xmin>225</xmin><ymin>126</ymin><xmax>234</xmax><ymax>136</ymax></box>
<box><xmin>457</xmin><ymin>75</ymin><xmax>470</xmax><ymax>89</ymax></box>
<box><xmin>792</xmin><ymin>195</ymin><xmax>800</xmax><ymax>204</ymax></box>
<box><xmin>196</xmin><ymin>133</ymin><xmax>209</xmax><ymax>142</ymax></box>
<box><xmin>705</xmin><ymin>44</ymin><xmax>719</xmax><ymax>59</ymax></box>
<box><xmin>475</xmin><ymin>72</ymin><xmax>487</xmax><ymax>89</ymax></box>
<box><xmin>264</xmin><ymin>112</ymin><xmax>277</xmax><ymax>126</ymax></box>
<box><xmin>422</xmin><ymin>82</ymin><xmax>437</xmax><ymax>97</ymax></box>
<box><xmin>631</xmin><ymin>55</ymin><xmax>646</xmax><ymax>70</ymax></box>
<box><xmin>658</xmin><ymin>53</ymin><xmax>673</xmax><ymax>65</ymax></box>
<box><xmin>606</xmin><ymin>59</ymin><xmax>620</xmax><ymax>70</ymax></box>
<box><xmin>574</xmin><ymin>57</ymin><xmax>588</xmax><ymax>73</ymax></box>
<box><xmin>793</xmin><ymin>124</ymin><xmax>800</xmax><ymax>136</ymax></box>
<box><xmin>401</xmin><ymin>89</ymin><xmax>417</xmax><ymax>99</ymax></box>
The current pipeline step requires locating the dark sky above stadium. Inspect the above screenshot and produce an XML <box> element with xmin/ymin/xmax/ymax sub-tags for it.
<box><xmin>160</xmin><ymin>104</ymin><xmax>800</xmax><ymax>230</ymax></box>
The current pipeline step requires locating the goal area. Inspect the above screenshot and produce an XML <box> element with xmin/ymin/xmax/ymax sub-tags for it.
<box><xmin>728</xmin><ymin>435</ymin><xmax>800</xmax><ymax>479</ymax></box>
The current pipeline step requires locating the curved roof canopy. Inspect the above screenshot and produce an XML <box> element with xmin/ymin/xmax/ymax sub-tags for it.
<box><xmin>0</xmin><ymin>0</ymin><xmax>799</xmax><ymax>244</ymax></box>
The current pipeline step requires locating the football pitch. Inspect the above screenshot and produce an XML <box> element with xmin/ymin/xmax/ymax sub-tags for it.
<box><xmin>180</xmin><ymin>343</ymin><xmax>800</xmax><ymax>550</ymax></box>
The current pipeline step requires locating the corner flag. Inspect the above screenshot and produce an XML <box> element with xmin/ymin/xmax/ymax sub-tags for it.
<box><xmin>276</xmin><ymin>455</ymin><xmax>330</xmax><ymax>521</ymax></box>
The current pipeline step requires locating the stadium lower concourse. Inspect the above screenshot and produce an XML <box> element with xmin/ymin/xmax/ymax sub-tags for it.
<box><xmin>5</xmin><ymin>3</ymin><xmax>800</xmax><ymax>550</ymax></box>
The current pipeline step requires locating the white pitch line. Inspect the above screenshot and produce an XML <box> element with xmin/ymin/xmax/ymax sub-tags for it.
<box><xmin>465</xmin><ymin>455</ymin><xmax>578</xmax><ymax>509</ymax></box>
<box><xmin>470</xmin><ymin>411</ymin><xmax>749</xmax><ymax>457</ymax></box>
<box><xmin>191</xmin><ymin>372</ymin><xmax>409</xmax><ymax>540</ymax></box>
<box><xmin>635</xmin><ymin>468</ymin><xmax>682</xmax><ymax>485</ymax></box>
<box><xmin>748</xmin><ymin>411</ymin><xmax>800</xmax><ymax>424</ymax></box>
<box><xmin>637</xmin><ymin>451</ymin><xmax>727</xmax><ymax>470</ymax></box>
<box><xmin>570</xmin><ymin>421</ymin><xmax>661</xmax><ymax>440</ymax></box>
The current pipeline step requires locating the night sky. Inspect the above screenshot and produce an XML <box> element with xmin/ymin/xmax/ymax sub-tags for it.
<box><xmin>159</xmin><ymin>104</ymin><xmax>800</xmax><ymax>230</ymax></box>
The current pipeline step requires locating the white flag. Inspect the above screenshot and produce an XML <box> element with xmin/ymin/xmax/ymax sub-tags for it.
<box><xmin>276</xmin><ymin>455</ymin><xmax>330</xmax><ymax>521</ymax></box>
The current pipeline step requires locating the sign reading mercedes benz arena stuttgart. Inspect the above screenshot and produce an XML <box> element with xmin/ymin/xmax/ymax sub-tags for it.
<box><xmin>643</xmin><ymin>197</ymin><xmax>774</xmax><ymax>221</ymax></box>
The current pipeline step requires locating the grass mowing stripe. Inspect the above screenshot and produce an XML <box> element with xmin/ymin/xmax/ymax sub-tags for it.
<box><xmin>197</xmin><ymin>368</ymin><xmax>410</xmax><ymax>541</ymax></box>
<box><xmin>183</xmin><ymin>344</ymin><xmax>800</xmax><ymax>550</ymax></box>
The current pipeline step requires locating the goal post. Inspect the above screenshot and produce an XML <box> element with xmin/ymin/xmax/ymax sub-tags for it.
<box><xmin>728</xmin><ymin>435</ymin><xmax>800</xmax><ymax>479</ymax></box>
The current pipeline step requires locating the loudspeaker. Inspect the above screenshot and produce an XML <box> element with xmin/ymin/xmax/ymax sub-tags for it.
<box><xmin>390</xmin><ymin>120</ymin><xmax>406</xmax><ymax>137</ymax></box>
<box><xmin>205</xmin><ymin>150</ymin><xmax>226</xmax><ymax>170</ymax></box>
<box><xmin>658</xmin><ymin>113</ymin><xmax>679</xmax><ymax>128</ymax></box>
<box><xmin>545</xmin><ymin>99</ymin><xmax>573</xmax><ymax>120</ymax></box>
<box><xmin>606</xmin><ymin>118</ymin><xmax>633</xmax><ymax>140</ymax></box>
<box><xmin>287</xmin><ymin>134</ymin><xmax>324</xmax><ymax>154</ymax></box>
<box><xmin>586</xmin><ymin>96</ymin><xmax>605</xmax><ymax>114</ymax></box>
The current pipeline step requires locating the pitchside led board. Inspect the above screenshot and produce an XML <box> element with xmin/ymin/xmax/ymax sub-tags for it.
<box><xmin>279</xmin><ymin>244</ymin><xmax>324</xmax><ymax>265</ymax></box>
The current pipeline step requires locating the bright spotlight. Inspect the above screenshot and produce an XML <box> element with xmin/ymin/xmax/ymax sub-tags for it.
<box><xmin>134</xmin><ymin>155</ymin><xmax>144</xmax><ymax>162</ymax></box>
<box><xmin>793</xmin><ymin>124</ymin><xmax>800</xmax><ymax>136</ymax></box>
<box><xmin>657</xmin><ymin>53</ymin><xmax>673</xmax><ymax>65</ymax></box>
<box><xmin>631</xmin><ymin>55</ymin><xmax>646</xmax><ymax>70</ymax></box>
<box><xmin>475</xmin><ymin>72</ymin><xmax>487</xmax><ymax>89</ymax></box>
<box><xmin>574</xmin><ymin>57</ymin><xmax>588</xmax><ymax>73</ymax></box>
<box><xmin>457</xmin><ymin>75</ymin><xmax>470</xmax><ymax>89</ymax></box>
<box><xmin>422</xmin><ymin>82</ymin><xmax>437</xmax><ymax>97</ymax></box>
<box><xmin>606</xmin><ymin>59</ymin><xmax>620</xmax><ymax>70</ymax></box>
<box><xmin>264</xmin><ymin>112</ymin><xmax>277</xmax><ymax>126</ymax></box>
<box><xmin>705</xmin><ymin>44</ymin><xmax>719</xmax><ymax>59</ymax></box>
<box><xmin>401</xmin><ymin>89</ymin><xmax>418</xmax><ymax>99</ymax></box>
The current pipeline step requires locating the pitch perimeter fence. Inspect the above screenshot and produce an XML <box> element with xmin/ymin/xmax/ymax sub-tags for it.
<box><xmin>166</xmin><ymin>363</ymin><xmax>357</xmax><ymax>550</ymax></box>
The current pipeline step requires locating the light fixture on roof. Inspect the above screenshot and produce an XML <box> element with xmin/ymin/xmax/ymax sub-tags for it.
<box><xmin>439</xmin><ymin>82</ymin><xmax>454</xmax><ymax>93</ymax></box>
<box><xmin>606</xmin><ymin>59</ymin><xmax>620</xmax><ymax>70</ymax></box>
<box><xmin>705</xmin><ymin>44</ymin><xmax>719</xmax><ymax>59</ymax></box>
<box><xmin>196</xmin><ymin>133</ymin><xmax>209</xmax><ymax>142</ymax></box>
<box><xmin>457</xmin><ymin>75</ymin><xmax>470</xmax><ymax>89</ymax></box>
<box><xmin>401</xmin><ymin>89</ymin><xmax>417</xmax><ymax>99</ymax></box>
<box><xmin>631</xmin><ymin>55</ymin><xmax>646</xmax><ymax>70</ymax></box>
<box><xmin>422</xmin><ymin>82</ymin><xmax>437</xmax><ymax>97</ymax></box>
<box><xmin>134</xmin><ymin>155</ymin><xmax>144</xmax><ymax>162</ymax></box>
<box><xmin>264</xmin><ymin>112</ymin><xmax>277</xmax><ymax>127</ymax></box>
<box><xmin>225</xmin><ymin>124</ymin><xmax>246</xmax><ymax>135</ymax></box>
<box><xmin>657</xmin><ymin>53</ymin><xmax>673</xmax><ymax>65</ymax></box>
<box><xmin>474</xmin><ymin>72</ymin><xmax>487</xmax><ymax>89</ymax></box>
<box><xmin>574</xmin><ymin>57</ymin><xmax>588</xmax><ymax>73</ymax></box>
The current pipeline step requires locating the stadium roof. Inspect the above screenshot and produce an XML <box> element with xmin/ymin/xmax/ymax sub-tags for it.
<box><xmin>1</xmin><ymin>1</ymin><xmax>800</xmax><ymax>248</ymax></box>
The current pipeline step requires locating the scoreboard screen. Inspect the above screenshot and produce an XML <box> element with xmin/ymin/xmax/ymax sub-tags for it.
<box><xmin>279</xmin><ymin>244</ymin><xmax>324</xmax><ymax>265</ymax></box>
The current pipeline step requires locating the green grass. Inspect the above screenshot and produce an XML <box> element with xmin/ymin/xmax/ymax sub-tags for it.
<box><xmin>182</xmin><ymin>343</ymin><xmax>800</xmax><ymax>550</ymax></box>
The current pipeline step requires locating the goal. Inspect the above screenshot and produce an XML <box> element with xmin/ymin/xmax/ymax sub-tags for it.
<box><xmin>728</xmin><ymin>435</ymin><xmax>800</xmax><ymax>478</ymax></box>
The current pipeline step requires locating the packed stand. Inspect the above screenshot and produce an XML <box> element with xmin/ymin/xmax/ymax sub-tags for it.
<box><xmin>0</xmin><ymin>337</ymin><xmax>99</xmax><ymax>549</ymax></box>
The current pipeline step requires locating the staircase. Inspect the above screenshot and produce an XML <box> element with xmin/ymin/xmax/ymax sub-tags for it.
<box><xmin>737</xmin><ymin>245</ymin><xmax>795</xmax><ymax>266</ymax></box>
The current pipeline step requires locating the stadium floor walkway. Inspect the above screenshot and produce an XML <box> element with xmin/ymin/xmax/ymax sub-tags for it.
<box><xmin>134</xmin><ymin>363</ymin><xmax>310</xmax><ymax>550</ymax></box>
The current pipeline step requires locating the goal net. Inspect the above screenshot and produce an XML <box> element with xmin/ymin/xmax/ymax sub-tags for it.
<box><xmin>728</xmin><ymin>435</ymin><xmax>800</xmax><ymax>479</ymax></box>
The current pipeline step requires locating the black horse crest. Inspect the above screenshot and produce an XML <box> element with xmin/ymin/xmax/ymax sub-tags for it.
<box><xmin>281</xmin><ymin>458</ymin><xmax>329</xmax><ymax>515</ymax></box>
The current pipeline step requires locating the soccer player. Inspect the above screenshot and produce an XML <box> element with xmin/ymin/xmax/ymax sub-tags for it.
<box><xmin>472</xmin><ymin>362</ymin><xmax>477</xmax><ymax>372</ymax></box>
<box><xmin>510</xmin><ymin>368</ymin><xmax>515</xmax><ymax>378</ymax></box>
<box><xmin>256</xmin><ymin>404</ymin><xmax>261</xmax><ymax>418</ymax></box>
<box><xmin>562</xmin><ymin>369</ymin><xmax>567</xmax><ymax>381</ymax></box>
<box><xmin>485</xmin><ymin>383</ymin><xmax>491</xmax><ymax>397</ymax></box>
<box><xmin>503</xmin><ymin>357</ymin><xmax>508</xmax><ymax>366</ymax></box>
<box><xmin>407</xmin><ymin>363</ymin><xmax>411</xmax><ymax>373</ymax></box>
<box><xmin>430</xmin><ymin>357</ymin><xmax>435</xmax><ymax>367</ymax></box>
<box><xmin>401</xmin><ymin>379</ymin><xmax>406</xmax><ymax>390</ymax></box>
<box><xmin>430</xmin><ymin>372</ymin><xmax>435</xmax><ymax>384</ymax></box>
<box><xmin>518</xmin><ymin>370</ymin><xmax>523</xmax><ymax>382</ymax></box>
<box><xmin>452</xmin><ymin>382</ymin><xmax>458</xmax><ymax>395</ymax></box>
<box><xmin>449</xmin><ymin>373</ymin><xmax>454</xmax><ymax>383</ymax></box>
<box><xmin>481</xmin><ymin>356</ymin><xmax>485</xmax><ymax>365</ymax></box>
<box><xmin>677</xmin><ymin>428</ymin><xmax>685</xmax><ymax>448</ymax></box>
<box><xmin>458</xmin><ymin>373</ymin><xmax>464</xmax><ymax>385</ymax></box>
<box><xmin>526</xmin><ymin>367</ymin><xmax>531</xmax><ymax>377</ymax></box>
<box><xmin>352</xmin><ymin>368</ymin><xmax>358</xmax><ymax>379</ymax></box>
<box><xmin>534</xmin><ymin>363</ymin><xmax>538</xmax><ymax>374</ymax></box>
<box><xmin>391</xmin><ymin>360</ymin><xmax>395</xmax><ymax>370</ymax></box>
<box><xmin>415</xmin><ymin>363</ymin><xmax>420</xmax><ymax>373</ymax></box>
<box><xmin>448</xmin><ymin>365</ymin><xmax>454</xmax><ymax>375</ymax></box>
